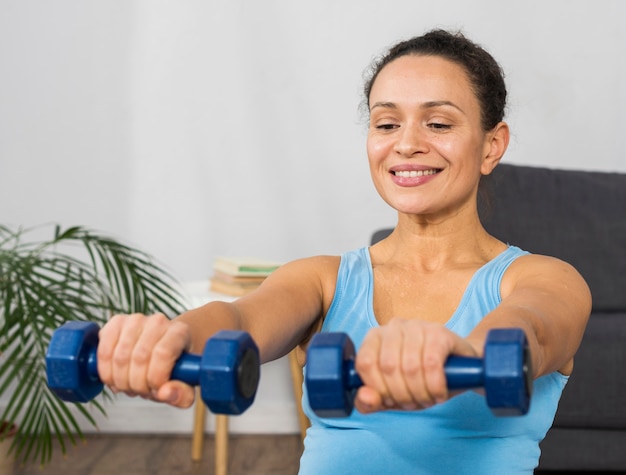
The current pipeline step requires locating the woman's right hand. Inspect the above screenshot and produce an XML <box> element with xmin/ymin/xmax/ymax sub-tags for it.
<box><xmin>97</xmin><ymin>313</ymin><xmax>197</xmax><ymax>408</ymax></box>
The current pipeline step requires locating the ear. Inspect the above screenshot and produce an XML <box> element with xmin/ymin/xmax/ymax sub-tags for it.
<box><xmin>480</xmin><ymin>121</ymin><xmax>510</xmax><ymax>176</ymax></box>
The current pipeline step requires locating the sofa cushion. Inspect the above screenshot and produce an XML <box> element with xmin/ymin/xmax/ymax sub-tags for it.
<box><xmin>480</xmin><ymin>163</ymin><xmax>626</xmax><ymax>312</ymax></box>
<box><xmin>553</xmin><ymin>311</ymin><xmax>626</xmax><ymax>429</ymax></box>
<box><xmin>537</xmin><ymin>427</ymin><xmax>626</xmax><ymax>471</ymax></box>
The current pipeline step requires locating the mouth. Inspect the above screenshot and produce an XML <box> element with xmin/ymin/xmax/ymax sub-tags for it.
<box><xmin>392</xmin><ymin>169</ymin><xmax>441</xmax><ymax>178</ymax></box>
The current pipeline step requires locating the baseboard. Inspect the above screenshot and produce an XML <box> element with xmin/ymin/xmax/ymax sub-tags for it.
<box><xmin>60</xmin><ymin>394</ymin><xmax>300</xmax><ymax>435</ymax></box>
<box><xmin>3</xmin><ymin>353</ymin><xmax>301</xmax><ymax>435</ymax></box>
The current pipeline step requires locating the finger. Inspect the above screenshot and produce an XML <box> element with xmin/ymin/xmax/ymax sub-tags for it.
<box><xmin>354</xmin><ymin>386</ymin><xmax>383</xmax><ymax>414</ymax></box>
<box><xmin>108</xmin><ymin>313</ymin><xmax>149</xmax><ymax>393</ymax></box>
<box><xmin>154</xmin><ymin>381</ymin><xmax>196</xmax><ymax>409</ymax></box>
<box><xmin>419</xmin><ymin>326</ymin><xmax>464</xmax><ymax>405</ymax></box>
<box><xmin>396</xmin><ymin>322</ymin><xmax>433</xmax><ymax>410</ymax></box>
<box><xmin>127</xmin><ymin>313</ymin><xmax>174</xmax><ymax>395</ymax></box>
<box><xmin>354</xmin><ymin>328</ymin><xmax>389</xmax><ymax>413</ymax></box>
<box><xmin>97</xmin><ymin>314</ymin><xmax>131</xmax><ymax>388</ymax></box>
<box><xmin>377</xmin><ymin>323</ymin><xmax>416</xmax><ymax>410</ymax></box>
<box><xmin>146</xmin><ymin>318</ymin><xmax>192</xmax><ymax>391</ymax></box>
<box><xmin>418</xmin><ymin>343</ymin><xmax>448</xmax><ymax>406</ymax></box>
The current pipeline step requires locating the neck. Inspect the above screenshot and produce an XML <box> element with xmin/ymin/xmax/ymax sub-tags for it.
<box><xmin>371</xmin><ymin>210</ymin><xmax>504</xmax><ymax>272</ymax></box>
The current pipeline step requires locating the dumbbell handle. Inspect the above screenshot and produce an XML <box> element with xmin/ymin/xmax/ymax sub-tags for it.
<box><xmin>307</xmin><ymin>329</ymin><xmax>531</xmax><ymax>418</ymax></box>
<box><xmin>83</xmin><ymin>347</ymin><xmax>205</xmax><ymax>387</ymax></box>
<box><xmin>343</xmin><ymin>356</ymin><xmax>486</xmax><ymax>391</ymax></box>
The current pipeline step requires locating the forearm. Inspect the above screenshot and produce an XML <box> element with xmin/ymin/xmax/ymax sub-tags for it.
<box><xmin>467</xmin><ymin>291</ymin><xmax>590</xmax><ymax>378</ymax></box>
<box><xmin>175</xmin><ymin>256</ymin><xmax>337</xmax><ymax>362</ymax></box>
<box><xmin>175</xmin><ymin>300</ymin><xmax>244</xmax><ymax>354</ymax></box>
<box><xmin>464</xmin><ymin>254</ymin><xmax>591</xmax><ymax>379</ymax></box>
<box><xmin>466</xmin><ymin>305</ymin><xmax>548</xmax><ymax>378</ymax></box>
<box><xmin>175</xmin><ymin>298</ymin><xmax>315</xmax><ymax>364</ymax></box>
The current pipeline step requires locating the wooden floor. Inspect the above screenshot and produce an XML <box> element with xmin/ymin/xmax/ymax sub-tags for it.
<box><xmin>13</xmin><ymin>434</ymin><xmax>303</xmax><ymax>475</ymax></box>
<box><xmin>9</xmin><ymin>434</ymin><xmax>616</xmax><ymax>474</ymax></box>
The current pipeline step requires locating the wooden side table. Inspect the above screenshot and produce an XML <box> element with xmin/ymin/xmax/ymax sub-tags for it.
<box><xmin>182</xmin><ymin>282</ymin><xmax>309</xmax><ymax>475</ymax></box>
<box><xmin>190</xmin><ymin>348</ymin><xmax>309</xmax><ymax>475</ymax></box>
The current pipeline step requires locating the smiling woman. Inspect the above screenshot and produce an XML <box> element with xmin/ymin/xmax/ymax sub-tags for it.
<box><xmin>89</xmin><ymin>29</ymin><xmax>591</xmax><ymax>475</ymax></box>
<box><xmin>366</xmin><ymin>53</ymin><xmax>509</xmax><ymax>219</ymax></box>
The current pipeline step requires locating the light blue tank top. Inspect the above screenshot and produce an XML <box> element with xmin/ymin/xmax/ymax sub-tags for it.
<box><xmin>299</xmin><ymin>246</ymin><xmax>567</xmax><ymax>475</ymax></box>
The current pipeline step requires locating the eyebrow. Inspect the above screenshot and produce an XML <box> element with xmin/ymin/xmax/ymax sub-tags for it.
<box><xmin>370</xmin><ymin>100</ymin><xmax>465</xmax><ymax>114</ymax></box>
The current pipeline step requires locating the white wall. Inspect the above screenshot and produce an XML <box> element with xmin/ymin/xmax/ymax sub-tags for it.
<box><xmin>0</xmin><ymin>2</ymin><xmax>134</xmax><ymax>238</ymax></box>
<box><xmin>1</xmin><ymin>0</ymin><xmax>625</xmax><ymax>282</ymax></box>
<box><xmin>1</xmin><ymin>0</ymin><xmax>625</xmax><ymax>434</ymax></box>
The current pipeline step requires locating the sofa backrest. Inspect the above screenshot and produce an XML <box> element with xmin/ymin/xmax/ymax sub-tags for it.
<box><xmin>479</xmin><ymin>163</ymin><xmax>626</xmax><ymax>312</ymax></box>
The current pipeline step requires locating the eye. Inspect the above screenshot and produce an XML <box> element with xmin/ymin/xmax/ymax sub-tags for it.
<box><xmin>375</xmin><ymin>123</ymin><xmax>399</xmax><ymax>130</ymax></box>
<box><xmin>428</xmin><ymin>122</ymin><xmax>452</xmax><ymax>130</ymax></box>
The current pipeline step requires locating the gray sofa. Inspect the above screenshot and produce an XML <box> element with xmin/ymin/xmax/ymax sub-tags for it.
<box><xmin>371</xmin><ymin>163</ymin><xmax>626</xmax><ymax>473</ymax></box>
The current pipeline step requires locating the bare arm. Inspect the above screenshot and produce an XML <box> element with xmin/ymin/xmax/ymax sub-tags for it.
<box><xmin>96</xmin><ymin>254</ymin><xmax>339</xmax><ymax>408</ymax></box>
<box><xmin>467</xmin><ymin>254</ymin><xmax>592</xmax><ymax>377</ymax></box>
<box><xmin>177</xmin><ymin>255</ymin><xmax>339</xmax><ymax>363</ymax></box>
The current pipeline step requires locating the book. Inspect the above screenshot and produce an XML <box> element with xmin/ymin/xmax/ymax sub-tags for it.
<box><xmin>212</xmin><ymin>270</ymin><xmax>266</xmax><ymax>285</ymax></box>
<box><xmin>213</xmin><ymin>256</ymin><xmax>282</xmax><ymax>277</ymax></box>
<box><xmin>209</xmin><ymin>276</ymin><xmax>264</xmax><ymax>296</ymax></box>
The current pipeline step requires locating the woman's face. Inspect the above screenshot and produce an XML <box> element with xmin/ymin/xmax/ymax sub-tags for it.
<box><xmin>367</xmin><ymin>54</ymin><xmax>503</xmax><ymax>220</ymax></box>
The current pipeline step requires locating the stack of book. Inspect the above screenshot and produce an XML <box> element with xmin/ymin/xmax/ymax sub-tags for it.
<box><xmin>209</xmin><ymin>256</ymin><xmax>282</xmax><ymax>296</ymax></box>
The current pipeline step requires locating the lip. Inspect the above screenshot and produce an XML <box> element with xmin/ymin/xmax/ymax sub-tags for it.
<box><xmin>389</xmin><ymin>165</ymin><xmax>442</xmax><ymax>187</ymax></box>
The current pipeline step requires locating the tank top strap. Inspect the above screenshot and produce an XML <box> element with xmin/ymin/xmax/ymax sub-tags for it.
<box><xmin>447</xmin><ymin>245</ymin><xmax>529</xmax><ymax>335</ymax></box>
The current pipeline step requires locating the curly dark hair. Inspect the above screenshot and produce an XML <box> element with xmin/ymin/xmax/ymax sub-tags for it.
<box><xmin>362</xmin><ymin>29</ymin><xmax>507</xmax><ymax>131</ymax></box>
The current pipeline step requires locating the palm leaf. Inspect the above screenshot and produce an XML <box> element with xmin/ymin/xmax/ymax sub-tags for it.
<box><xmin>0</xmin><ymin>224</ymin><xmax>187</xmax><ymax>464</ymax></box>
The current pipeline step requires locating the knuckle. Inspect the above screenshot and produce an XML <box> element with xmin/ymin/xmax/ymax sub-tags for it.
<box><xmin>112</xmin><ymin>348</ymin><xmax>131</xmax><ymax>367</ymax></box>
<box><xmin>422</xmin><ymin>354</ymin><xmax>441</xmax><ymax>373</ymax></box>
<box><xmin>146</xmin><ymin>374</ymin><xmax>164</xmax><ymax>391</ymax></box>
<box><xmin>145</xmin><ymin>312</ymin><xmax>170</xmax><ymax>330</ymax></box>
<box><xmin>402</xmin><ymin>353</ymin><xmax>422</xmax><ymax>378</ymax></box>
<box><xmin>170</xmin><ymin>320</ymin><xmax>191</xmax><ymax>341</ymax></box>
<box><xmin>130</xmin><ymin>344</ymin><xmax>151</xmax><ymax>366</ymax></box>
<box><xmin>151</xmin><ymin>342</ymin><xmax>178</xmax><ymax>363</ymax></box>
<box><xmin>125</xmin><ymin>313</ymin><xmax>146</xmax><ymax>325</ymax></box>
<box><xmin>355</xmin><ymin>350</ymin><xmax>376</xmax><ymax>373</ymax></box>
<box><xmin>379</xmin><ymin>355</ymin><xmax>396</xmax><ymax>376</ymax></box>
<box><xmin>355</xmin><ymin>360</ymin><xmax>377</xmax><ymax>384</ymax></box>
<box><xmin>128</xmin><ymin>379</ymin><xmax>147</xmax><ymax>395</ymax></box>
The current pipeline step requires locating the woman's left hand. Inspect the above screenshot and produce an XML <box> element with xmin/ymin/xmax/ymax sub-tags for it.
<box><xmin>353</xmin><ymin>319</ymin><xmax>479</xmax><ymax>413</ymax></box>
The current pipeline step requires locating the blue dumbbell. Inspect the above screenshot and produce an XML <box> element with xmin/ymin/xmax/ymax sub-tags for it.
<box><xmin>46</xmin><ymin>321</ymin><xmax>260</xmax><ymax>415</ymax></box>
<box><xmin>305</xmin><ymin>328</ymin><xmax>532</xmax><ymax>418</ymax></box>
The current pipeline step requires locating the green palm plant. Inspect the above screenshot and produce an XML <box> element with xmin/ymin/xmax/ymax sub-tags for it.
<box><xmin>0</xmin><ymin>224</ymin><xmax>186</xmax><ymax>465</ymax></box>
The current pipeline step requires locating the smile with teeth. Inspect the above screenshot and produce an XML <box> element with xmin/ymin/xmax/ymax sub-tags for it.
<box><xmin>393</xmin><ymin>169</ymin><xmax>439</xmax><ymax>178</ymax></box>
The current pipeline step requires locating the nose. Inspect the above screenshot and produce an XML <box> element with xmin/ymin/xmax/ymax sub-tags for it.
<box><xmin>393</xmin><ymin>125</ymin><xmax>428</xmax><ymax>157</ymax></box>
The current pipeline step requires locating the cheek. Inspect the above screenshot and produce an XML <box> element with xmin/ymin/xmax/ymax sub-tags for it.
<box><xmin>436</xmin><ymin>135</ymin><xmax>482</xmax><ymax>165</ymax></box>
<box><xmin>366</xmin><ymin>135</ymin><xmax>391</xmax><ymax>163</ymax></box>
<box><xmin>433</xmin><ymin>138</ymin><xmax>456</xmax><ymax>157</ymax></box>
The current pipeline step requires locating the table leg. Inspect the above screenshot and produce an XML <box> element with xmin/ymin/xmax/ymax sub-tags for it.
<box><xmin>215</xmin><ymin>414</ymin><xmax>229</xmax><ymax>475</ymax></box>
<box><xmin>289</xmin><ymin>348</ymin><xmax>310</xmax><ymax>441</ymax></box>
<box><xmin>191</xmin><ymin>387</ymin><xmax>205</xmax><ymax>462</ymax></box>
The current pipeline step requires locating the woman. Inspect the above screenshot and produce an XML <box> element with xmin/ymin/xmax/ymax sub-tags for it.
<box><xmin>97</xmin><ymin>30</ymin><xmax>591</xmax><ymax>473</ymax></box>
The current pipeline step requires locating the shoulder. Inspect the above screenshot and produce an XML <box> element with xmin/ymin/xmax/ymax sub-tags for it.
<box><xmin>263</xmin><ymin>254</ymin><xmax>341</xmax><ymax>299</ymax></box>
<box><xmin>262</xmin><ymin>255</ymin><xmax>343</xmax><ymax>350</ymax></box>
<box><xmin>505</xmin><ymin>252</ymin><xmax>582</xmax><ymax>278</ymax></box>
<box><xmin>275</xmin><ymin>254</ymin><xmax>341</xmax><ymax>276</ymax></box>
<box><xmin>501</xmin><ymin>252</ymin><xmax>591</xmax><ymax>306</ymax></box>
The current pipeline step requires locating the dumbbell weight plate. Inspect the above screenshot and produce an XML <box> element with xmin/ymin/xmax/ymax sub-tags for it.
<box><xmin>483</xmin><ymin>328</ymin><xmax>533</xmax><ymax>416</ymax></box>
<box><xmin>305</xmin><ymin>332</ymin><xmax>358</xmax><ymax>418</ymax></box>
<box><xmin>46</xmin><ymin>321</ymin><xmax>103</xmax><ymax>403</ymax></box>
<box><xmin>199</xmin><ymin>330</ymin><xmax>260</xmax><ymax>415</ymax></box>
